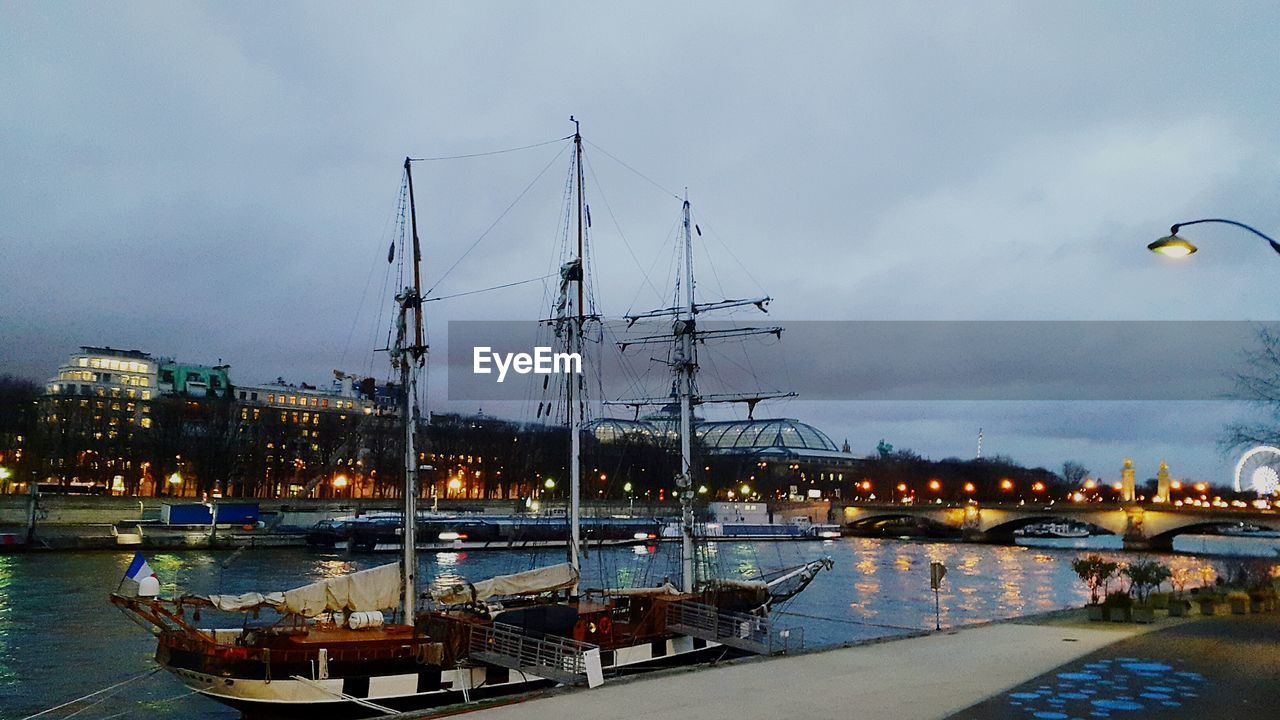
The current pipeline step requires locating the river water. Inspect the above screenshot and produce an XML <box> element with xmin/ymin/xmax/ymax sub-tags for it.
<box><xmin>3</xmin><ymin>534</ymin><xmax>1277</xmax><ymax>719</ymax></box>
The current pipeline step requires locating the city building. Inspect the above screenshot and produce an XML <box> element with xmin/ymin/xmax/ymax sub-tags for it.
<box><xmin>585</xmin><ymin>414</ymin><xmax>862</xmax><ymax>500</ymax></box>
<box><xmin>157</xmin><ymin>360</ymin><xmax>232</xmax><ymax>398</ymax></box>
<box><xmin>38</xmin><ymin>347</ymin><xmax>159</xmax><ymax>492</ymax></box>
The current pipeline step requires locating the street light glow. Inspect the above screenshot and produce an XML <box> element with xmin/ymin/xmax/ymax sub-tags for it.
<box><xmin>1148</xmin><ymin>235</ymin><xmax>1197</xmax><ymax>258</ymax></box>
<box><xmin>544</xmin><ymin>478</ymin><xmax>556</xmax><ymax>489</ymax></box>
<box><xmin>332</xmin><ymin>474</ymin><xmax>349</xmax><ymax>488</ymax></box>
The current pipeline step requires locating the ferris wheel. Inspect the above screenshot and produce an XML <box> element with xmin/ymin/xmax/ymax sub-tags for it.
<box><xmin>1233</xmin><ymin>446</ymin><xmax>1280</xmax><ymax>495</ymax></box>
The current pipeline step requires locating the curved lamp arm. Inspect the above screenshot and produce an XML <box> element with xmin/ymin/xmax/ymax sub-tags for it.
<box><xmin>1170</xmin><ymin>218</ymin><xmax>1280</xmax><ymax>255</ymax></box>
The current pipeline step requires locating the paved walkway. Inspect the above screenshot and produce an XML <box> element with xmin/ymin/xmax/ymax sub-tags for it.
<box><xmin>454</xmin><ymin>618</ymin><xmax>1141</xmax><ymax>720</ymax></box>
<box><xmin>948</xmin><ymin>612</ymin><xmax>1280</xmax><ymax>719</ymax></box>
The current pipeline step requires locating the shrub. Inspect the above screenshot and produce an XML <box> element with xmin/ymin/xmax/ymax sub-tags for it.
<box><xmin>1103</xmin><ymin>591</ymin><xmax>1133</xmax><ymax>609</ymax></box>
<box><xmin>1123</xmin><ymin>559</ymin><xmax>1173</xmax><ymax>604</ymax></box>
<box><xmin>1072</xmin><ymin>555</ymin><xmax>1120</xmax><ymax>605</ymax></box>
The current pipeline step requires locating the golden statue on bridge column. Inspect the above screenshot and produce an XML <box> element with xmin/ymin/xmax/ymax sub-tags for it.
<box><xmin>1121</xmin><ymin>458</ymin><xmax>1136</xmax><ymax>502</ymax></box>
<box><xmin>1156</xmin><ymin>460</ymin><xmax>1172</xmax><ymax>502</ymax></box>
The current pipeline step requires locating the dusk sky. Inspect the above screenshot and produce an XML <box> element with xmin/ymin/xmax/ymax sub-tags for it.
<box><xmin>4</xmin><ymin>2</ymin><xmax>1280</xmax><ymax>484</ymax></box>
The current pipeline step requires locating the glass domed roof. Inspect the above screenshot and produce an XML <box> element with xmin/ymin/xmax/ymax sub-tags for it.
<box><xmin>583</xmin><ymin>417</ymin><xmax>661</xmax><ymax>443</ymax></box>
<box><xmin>696</xmin><ymin>418</ymin><xmax>839</xmax><ymax>452</ymax></box>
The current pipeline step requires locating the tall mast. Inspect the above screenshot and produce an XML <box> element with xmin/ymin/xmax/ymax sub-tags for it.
<box><xmin>398</xmin><ymin>156</ymin><xmax>426</xmax><ymax>621</ymax></box>
<box><xmin>568</xmin><ymin>117</ymin><xmax>583</xmax><ymax>585</ymax></box>
<box><xmin>676</xmin><ymin>195</ymin><xmax>696</xmax><ymax>592</ymax></box>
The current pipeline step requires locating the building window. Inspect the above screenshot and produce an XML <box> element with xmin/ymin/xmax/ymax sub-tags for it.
<box><xmin>251</xmin><ymin>392</ymin><xmax>258</xmax><ymax>401</ymax></box>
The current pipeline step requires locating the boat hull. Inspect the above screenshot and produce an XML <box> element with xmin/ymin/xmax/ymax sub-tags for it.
<box><xmin>164</xmin><ymin>633</ymin><xmax>727</xmax><ymax>719</ymax></box>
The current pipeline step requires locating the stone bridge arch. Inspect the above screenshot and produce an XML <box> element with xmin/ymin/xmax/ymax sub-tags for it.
<box><xmin>840</xmin><ymin>505</ymin><xmax>966</xmax><ymax>534</ymax></box>
<box><xmin>1130</xmin><ymin>510</ymin><xmax>1280</xmax><ymax>551</ymax></box>
<box><xmin>975</xmin><ymin>508</ymin><xmax>1129</xmax><ymax>540</ymax></box>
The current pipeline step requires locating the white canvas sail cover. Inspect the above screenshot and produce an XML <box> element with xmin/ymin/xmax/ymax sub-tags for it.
<box><xmin>432</xmin><ymin>562</ymin><xmax>578</xmax><ymax>605</ymax></box>
<box><xmin>204</xmin><ymin>562</ymin><xmax>401</xmax><ymax>617</ymax></box>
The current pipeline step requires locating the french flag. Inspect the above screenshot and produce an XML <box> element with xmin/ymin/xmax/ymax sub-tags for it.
<box><xmin>124</xmin><ymin>552</ymin><xmax>156</xmax><ymax>583</ymax></box>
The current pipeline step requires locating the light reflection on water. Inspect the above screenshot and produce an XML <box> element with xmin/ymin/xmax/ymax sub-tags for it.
<box><xmin>1</xmin><ymin>535</ymin><xmax>1276</xmax><ymax>719</ymax></box>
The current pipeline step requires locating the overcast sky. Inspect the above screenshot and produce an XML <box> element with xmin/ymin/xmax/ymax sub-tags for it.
<box><xmin>4</xmin><ymin>2</ymin><xmax>1280</xmax><ymax>484</ymax></box>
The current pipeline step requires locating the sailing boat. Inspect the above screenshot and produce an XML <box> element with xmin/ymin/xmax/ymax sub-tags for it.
<box><xmin>109</xmin><ymin>128</ymin><xmax>831</xmax><ymax>718</ymax></box>
<box><xmin>425</xmin><ymin>121</ymin><xmax>832</xmax><ymax>669</ymax></box>
<box><xmin>108</xmin><ymin>157</ymin><xmax>588</xmax><ymax>718</ymax></box>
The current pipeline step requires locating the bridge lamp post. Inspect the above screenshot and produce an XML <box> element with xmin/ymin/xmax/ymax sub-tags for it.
<box><xmin>1148</xmin><ymin>218</ymin><xmax>1280</xmax><ymax>259</ymax></box>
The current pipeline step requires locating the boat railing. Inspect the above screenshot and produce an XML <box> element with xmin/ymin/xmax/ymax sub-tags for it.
<box><xmin>663</xmin><ymin>599</ymin><xmax>802</xmax><ymax>655</ymax></box>
<box><xmin>464</xmin><ymin>621</ymin><xmax>602</xmax><ymax>686</ymax></box>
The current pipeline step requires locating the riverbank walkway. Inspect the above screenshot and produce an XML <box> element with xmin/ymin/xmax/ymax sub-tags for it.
<box><xmin>437</xmin><ymin>614</ymin><xmax>1146</xmax><ymax>720</ymax></box>
<box><xmin>952</xmin><ymin>612</ymin><xmax>1280</xmax><ymax>718</ymax></box>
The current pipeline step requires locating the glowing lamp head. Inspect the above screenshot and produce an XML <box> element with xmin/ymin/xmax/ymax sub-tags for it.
<box><xmin>167</xmin><ymin>472</ymin><xmax>182</xmax><ymax>485</ymax></box>
<box><xmin>447</xmin><ymin>477</ymin><xmax>462</xmax><ymax>490</ymax></box>
<box><xmin>896</xmin><ymin>483</ymin><xmax>908</xmax><ymax>492</ymax></box>
<box><xmin>1031</xmin><ymin>481</ymin><xmax>1046</xmax><ymax>493</ymax></box>
<box><xmin>697</xmin><ymin>485</ymin><xmax>708</xmax><ymax>494</ymax></box>
<box><xmin>1148</xmin><ymin>235</ymin><xmax>1197</xmax><ymax>258</ymax></box>
<box><xmin>332</xmin><ymin>474</ymin><xmax>349</xmax><ymax>489</ymax></box>
<box><xmin>928</xmin><ymin>479</ymin><xmax>941</xmax><ymax>491</ymax></box>
<box><xmin>739</xmin><ymin>484</ymin><xmax>751</xmax><ymax>496</ymax></box>
<box><xmin>623</xmin><ymin>481</ymin><xmax>633</xmax><ymax>492</ymax></box>
<box><xmin>544</xmin><ymin>478</ymin><xmax>556</xmax><ymax>489</ymax></box>
<box><xmin>1000</xmin><ymin>479</ymin><xmax>1014</xmax><ymax>491</ymax></box>
<box><xmin>963</xmin><ymin>482</ymin><xmax>975</xmax><ymax>493</ymax></box>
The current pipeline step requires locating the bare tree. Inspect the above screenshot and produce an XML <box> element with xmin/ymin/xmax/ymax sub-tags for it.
<box><xmin>1224</xmin><ymin>326</ymin><xmax>1280</xmax><ymax>449</ymax></box>
<box><xmin>1061</xmin><ymin>460</ymin><xmax>1090</xmax><ymax>486</ymax></box>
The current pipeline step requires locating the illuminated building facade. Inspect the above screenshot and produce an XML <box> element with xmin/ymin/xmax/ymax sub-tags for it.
<box><xmin>38</xmin><ymin>347</ymin><xmax>158</xmax><ymax>491</ymax></box>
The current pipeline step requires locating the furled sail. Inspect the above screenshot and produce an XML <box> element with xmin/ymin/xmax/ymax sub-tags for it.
<box><xmin>203</xmin><ymin>563</ymin><xmax>401</xmax><ymax>617</ymax></box>
<box><xmin>431</xmin><ymin>562</ymin><xmax>578</xmax><ymax>605</ymax></box>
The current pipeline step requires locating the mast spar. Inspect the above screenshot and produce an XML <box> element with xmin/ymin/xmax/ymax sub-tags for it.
<box><xmin>568</xmin><ymin>117</ymin><xmax>584</xmax><ymax>587</ymax></box>
<box><xmin>398</xmin><ymin>156</ymin><xmax>428</xmax><ymax>621</ymax></box>
<box><xmin>677</xmin><ymin>196</ymin><xmax>696</xmax><ymax>593</ymax></box>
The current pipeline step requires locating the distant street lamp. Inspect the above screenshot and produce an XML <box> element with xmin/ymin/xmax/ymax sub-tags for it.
<box><xmin>1149</xmin><ymin>218</ymin><xmax>1280</xmax><ymax>258</ymax></box>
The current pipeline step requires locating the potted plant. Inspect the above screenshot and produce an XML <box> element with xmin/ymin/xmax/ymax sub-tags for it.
<box><xmin>1104</xmin><ymin>591</ymin><xmax>1133</xmax><ymax>622</ymax></box>
<box><xmin>1123</xmin><ymin>559</ymin><xmax>1171</xmax><ymax>623</ymax></box>
<box><xmin>1227</xmin><ymin>590</ymin><xmax>1250</xmax><ymax>614</ymax></box>
<box><xmin>1194</xmin><ymin>590</ymin><xmax>1220</xmax><ymax>616</ymax></box>
<box><xmin>1072</xmin><ymin>555</ymin><xmax>1118</xmax><ymax>621</ymax></box>
<box><xmin>1168</xmin><ymin>567</ymin><xmax>1194</xmax><ymax>617</ymax></box>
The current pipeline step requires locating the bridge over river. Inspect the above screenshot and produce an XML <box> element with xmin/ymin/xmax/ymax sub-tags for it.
<box><xmin>840</xmin><ymin>501</ymin><xmax>1280</xmax><ymax>551</ymax></box>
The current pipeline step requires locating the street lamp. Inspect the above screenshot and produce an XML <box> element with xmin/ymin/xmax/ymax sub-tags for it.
<box><xmin>1149</xmin><ymin>218</ymin><xmax>1280</xmax><ymax>258</ymax></box>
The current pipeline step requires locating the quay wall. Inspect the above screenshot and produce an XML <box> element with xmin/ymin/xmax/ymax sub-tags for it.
<box><xmin>0</xmin><ymin>495</ymin><xmax>833</xmax><ymax>551</ymax></box>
